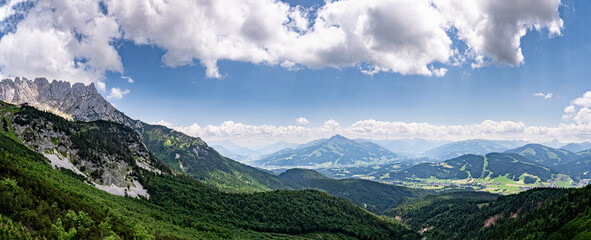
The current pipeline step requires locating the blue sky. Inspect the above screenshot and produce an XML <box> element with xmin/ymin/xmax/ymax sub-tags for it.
<box><xmin>107</xmin><ymin>0</ymin><xmax>588</xmax><ymax>128</ymax></box>
<box><xmin>1</xmin><ymin>0</ymin><xmax>591</xmax><ymax>145</ymax></box>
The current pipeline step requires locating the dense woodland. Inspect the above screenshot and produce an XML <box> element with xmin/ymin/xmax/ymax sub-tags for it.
<box><xmin>279</xmin><ymin>168</ymin><xmax>430</xmax><ymax>214</ymax></box>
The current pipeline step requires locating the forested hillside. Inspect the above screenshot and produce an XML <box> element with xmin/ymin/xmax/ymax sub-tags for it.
<box><xmin>279</xmin><ymin>168</ymin><xmax>430</xmax><ymax>214</ymax></box>
<box><xmin>141</xmin><ymin>123</ymin><xmax>289</xmax><ymax>192</ymax></box>
<box><xmin>386</xmin><ymin>186</ymin><xmax>591</xmax><ymax>240</ymax></box>
<box><xmin>0</xmin><ymin>112</ymin><xmax>418</xmax><ymax>239</ymax></box>
<box><xmin>391</xmin><ymin>153</ymin><xmax>557</xmax><ymax>181</ymax></box>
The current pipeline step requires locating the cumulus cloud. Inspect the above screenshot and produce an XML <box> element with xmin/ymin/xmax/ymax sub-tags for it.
<box><xmin>162</xmin><ymin>118</ymin><xmax>584</xmax><ymax>147</ymax></box>
<box><xmin>0</xmin><ymin>0</ymin><xmax>122</xmax><ymax>84</ymax></box>
<box><xmin>106</xmin><ymin>87</ymin><xmax>130</xmax><ymax>100</ymax></box>
<box><xmin>534</xmin><ymin>92</ymin><xmax>553</xmax><ymax>99</ymax></box>
<box><xmin>0</xmin><ymin>0</ymin><xmax>565</xmax><ymax>81</ymax></box>
<box><xmin>152</xmin><ymin>120</ymin><xmax>173</xmax><ymax>128</ymax></box>
<box><xmin>563</xmin><ymin>91</ymin><xmax>591</xmax><ymax>126</ymax></box>
<box><xmin>95</xmin><ymin>81</ymin><xmax>106</xmax><ymax>92</ymax></box>
<box><xmin>0</xmin><ymin>0</ymin><xmax>29</xmax><ymax>23</ymax></box>
<box><xmin>295</xmin><ymin>117</ymin><xmax>310</xmax><ymax>126</ymax></box>
<box><xmin>148</xmin><ymin>91</ymin><xmax>591</xmax><ymax>146</ymax></box>
<box><xmin>437</xmin><ymin>0</ymin><xmax>563</xmax><ymax>68</ymax></box>
<box><xmin>122</xmin><ymin>75</ymin><xmax>134</xmax><ymax>83</ymax></box>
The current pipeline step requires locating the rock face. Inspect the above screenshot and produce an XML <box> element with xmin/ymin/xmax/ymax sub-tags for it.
<box><xmin>6</xmin><ymin>105</ymin><xmax>169</xmax><ymax>198</ymax></box>
<box><xmin>0</xmin><ymin>77</ymin><xmax>140</xmax><ymax>128</ymax></box>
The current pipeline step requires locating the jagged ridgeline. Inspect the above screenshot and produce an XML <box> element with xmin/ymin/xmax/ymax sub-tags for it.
<box><xmin>0</xmin><ymin>77</ymin><xmax>287</xmax><ymax>193</ymax></box>
<box><xmin>0</xmin><ymin>101</ymin><xmax>419</xmax><ymax>239</ymax></box>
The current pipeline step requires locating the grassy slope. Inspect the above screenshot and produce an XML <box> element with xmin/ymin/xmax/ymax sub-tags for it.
<box><xmin>141</xmin><ymin>123</ymin><xmax>290</xmax><ymax>193</ymax></box>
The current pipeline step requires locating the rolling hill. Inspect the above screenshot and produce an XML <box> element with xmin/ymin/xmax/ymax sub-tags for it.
<box><xmin>560</xmin><ymin>142</ymin><xmax>591</xmax><ymax>153</ymax></box>
<box><xmin>504</xmin><ymin>144</ymin><xmax>577</xmax><ymax>167</ymax></box>
<box><xmin>255</xmin><ymin>135</ymin><xmax>399</xmax><ymax>168</ymax></box>
<box><xmin>278</xmin><ymin>168</ymin><xmax>430</xmax><ymax>214</ymax></box>
<box><xmin>422</xmin><ymin>139</ymin><xmax>523</xmax><ymax>160</ymax></box>
<box><xmin>391</xmin><ymin>153</ymin><xmax>558</xmax><ymax>182</ymax></box>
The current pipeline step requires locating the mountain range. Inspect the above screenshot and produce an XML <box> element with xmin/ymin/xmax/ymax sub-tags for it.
<box><xmin>422</xmin><ymin>139</ymin><xmax>527</xmax><ymax>160</ymax></box>
<box><xmin>210</xmin><ymin>140</ymin><xmax>300</xmax><ymax>163</ymax></box>
<box><xmin>560</xmin><ymin>142</ymin><xmax>591</xmax><ymax>153</ymax></box>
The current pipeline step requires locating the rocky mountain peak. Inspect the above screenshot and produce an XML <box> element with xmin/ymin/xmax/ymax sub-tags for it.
<box><xmin>0</xmin><ymin>77</ymin><xmax>139</xmax><ymax>128</ymax></box>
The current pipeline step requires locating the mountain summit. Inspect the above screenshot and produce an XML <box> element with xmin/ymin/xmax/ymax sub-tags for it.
<box><xmin>255</xmin><ymin>134</ymin><xmax>399</xmax><ymax>168</ymax></box>
<box><xmin>0</xmin><ymin>77</ymin><xmax>134</xmax><ymax>125</ymax></box>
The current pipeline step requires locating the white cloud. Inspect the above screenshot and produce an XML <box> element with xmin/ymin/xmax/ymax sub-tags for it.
<box><xmin>106</xmin><ymin>87</ymin><xmax>130</xmax><ymax>100</ymax></box>
<box><xmin>295</xmin><ymin>117</ymin><xmax>310</xmax><ymax>126</ymax></box>
<box><xmin>0</xmin><ymin>0</ymin><xmax>29</xmax><ymax>23</ymax></box>
<box><xmin>95</xmin><ymin>81</ymin><xmax>106</xmax><ymax>92</ymax></box>
<box><xmin>152</xmin><ymin>120</ymin><xmax>173</xmax><ymax>128</ymax></box>
<box><xmin>437</xmin><ymin>0</ymin><xmax>562</xmax><ymax>68</ymax></box>
<box><xmin>122</xmin><ymin>75</ymin><xmax>134</xmax><ymax>83</ymax></box>
<box><xmin>534</xmin><ymin>92</ymin><xmax>553</xmax><ymax>99</ymax></box>
<box><xmin>157</xmin><ymin>91</ymin><xmax>591</xmax><ymax>146</ymax></box>
<box><xmin>166</xmin><ymin>118</ymin><xmax>591</xmax><ymax>147</ymax></box>
<box><xmin>0</xmin><ymin>0</ymin><xmax>122</xmax><ymax>84</ymax></box>
<box><xmin>0</xmin><ymin>0</ymin><xmax>565</xmax><ymax>82</ymax></box>
<box><xmin>563</xmin><ymin>91</ymin><xmax>591</xmax><ymax>125</ymax></box>
<box><xmin>571</xmin><ymin>91</ymin><xmax>591</xmax><ymax>107</ymax></box>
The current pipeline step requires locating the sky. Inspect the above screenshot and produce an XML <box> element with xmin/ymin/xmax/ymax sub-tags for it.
<box><xmin>1</xmin><ymin>0</ymin><xmax>591</xmax><ymax>146</ymax></box>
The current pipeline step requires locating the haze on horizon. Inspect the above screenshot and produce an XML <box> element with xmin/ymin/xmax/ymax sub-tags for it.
<box><xmin>1</xmin><ymin>0</ymin><xmax>590</xmax><ymax>146</ymax></box>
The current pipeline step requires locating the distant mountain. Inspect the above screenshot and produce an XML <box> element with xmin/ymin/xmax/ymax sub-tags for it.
<box><xmin>560</xmin><ymin>142</ymin><xmax>591</xmax><ymax>153</ymax></box>
<box><xmin>0</xmin><ymin>78</ymin><xmax>287</xmax><ymax>192</ymax></box>
<box><xmin>279</xmin><ymin>168</ymin><xmax>429</xmax><ymax>214</ymax></box>
<box><xmin>422</xmin><ymin>139</ymin><xmax>523</xmax><ymax>160</ymax></box>
<box><xmin>210</xmin><ymin>140</ymin><xmax>301</xmax><ymax>163</ymax></box>
<box><xmin>210</xmin><ymin>144</ymin><xmax>250</xmax><ymax>162</ymax></box>
<box><xmin>358</xmin><ymin>138</ymin><xmax>451</xmax><ymax>156</ymax></box>
<box><xmin>251</xmin><ymin>141</ymin><xmax>300</xmax><ymax>155</ymax></box>
<box><xmin>504</xmin><ymin>144</ymin><xmax>576</xmax><ymax>167</ymax></box>
<box><xmin>392</xmin><ymin>153</ymin><xmax>557</xmax><ymax>182</ymax></box>
<box><xmin>209</xmin><ymin>140</ymin><xmax>261</xmax><ymax>163</ymax></box>
<box><xmin>255</xmin><ymin>135</ymin><xmax>399</xmax><ymax>168</ymax></box>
